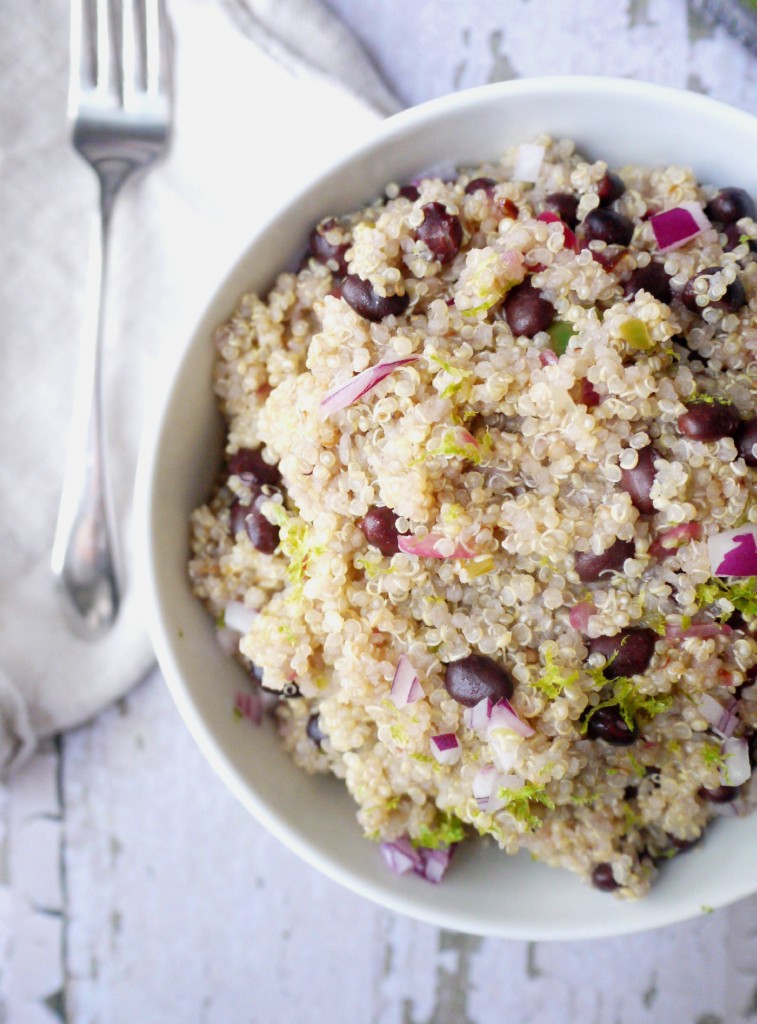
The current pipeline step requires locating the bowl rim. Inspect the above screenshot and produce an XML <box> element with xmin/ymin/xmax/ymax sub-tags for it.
<box><xmin>136</xmin><ymin>75</ymin><xmax>757</xmax><ymax>940</ymax></box>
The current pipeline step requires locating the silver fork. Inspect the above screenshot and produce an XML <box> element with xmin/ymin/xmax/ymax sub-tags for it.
<box><xmin>52</xmin><ymin>0</ymin><xmax>172</xmax><ymax>638</ymax></box>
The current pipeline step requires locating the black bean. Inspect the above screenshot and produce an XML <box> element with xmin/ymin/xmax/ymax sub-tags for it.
<box><xmin>417</xmin><ymin>202</ymin><xmax>463</xmax><ymax>264</ymax></box>
<box><xmin>716</xmin><ymin>278</ymin><xmax>747</xmax><ymax>313</ymax></box>
<box><xmin>503</xmin><ymin>280</ymin><xmax>555</xmax><ymax>337</ymax></box>
<box><xmin>591</xmin><ymin>862</ymin><xmax>620</xmax><ymax>891</ymax></box>
<box><xmin>735</xmin><ymin>416</ymin><xmax>757</xmax><ymax>467</ymax></box>
<box><xmin>728</xmin><ymin>610</ymin><xmax>749</xmax><ymax>633</ymax></box>
<box><xmin>308</xmin><ymin>219</ymin><xmax>349</xmax><ymax>276</ymax></box>
<box><xmin>698</xmin><ymin>785</ymin><xmax>739</xmax><ymax>803</ymax></box>
<box><xmin>622</xmin><ymin>262</ymin><xmax>672</xmax><ymax>304</ymax></box>
<box><xmin>668</xmin><ymin>834</ymin><xmax>701</xmax><ymax>854</ymax></box>
<box><xmin>590</xmin><ymin>247</ymin><xmax>625</xmax><ymax>272</ymax></box>
<box><xmin>359</xmin><ymin>506</ymin><xmax>401</xmax><ymax>556</ymax></box>
<box><xmin>681</xmin><ymin>266</ymin><xmax>747</xmax><ymax>314</ymax></box>
<box><xmin>444</xmin><ymin>654</ymin><xmax>514</xmax><ymax>708</ymax></box>
<box><xmin>619</xmin><ymin>444</ymin><xmax>659</xmax><ymax>515</ymax></box>
<box><xmin>732</xmin><ymin>622</ymin><xmax>757</xmax><ymax>648</ymax></box>
<box><xmin>574</xmin><ymin>538</ymin><xmax>636</xmax><ymax>583</ymax></box>
<box><xmin>465</xmin><ymin>176</ymin><xmax>497</xmax><ymax>196</ymax></box>
<box><xmin>597</xmin><ymin>171</ymin><xmax>626</xmax><ymax>206</ymax></box>
<box><xmin>579</xmin><ymin>378</ymin><xmax>601</xmax><ymax>408</ymax></box>
<box><xmin>723</xmin><ymin>224</ymin><xmax>757</xmax><ymax>253</ymax></box>
<box><xmin>704</xmin><ymin>187</ymin><xmax>756</xmax><ymax>225</ymax></box>
<box><xmin>582</xmin><ymin>208</ymin><xmax>634</xmax><ymax>247</ymax></box>
<box><xmin>543</xmin><ymin>192</ymin><xmax>579</xmax><ymax>228</ymax></box>
<box><xmin>341</xmin><ymin>274</ymin><xmax>409</xmax><ymax>322</ymax></box>
<box><xmin>229</xmin><ymin>494</ymin><xmax>279</xmax><ymax>553</ymax></box>
<box><xmin>587</xmin><ymin>627</ymin><xmax>657</xmax><ymax>679</ymax></box>
<box><xmin>677</xmin><ymin>400</ymin><xmax>740</xmax><ymax>441</ymax></box>
<box><xmin>671</xmin><ymin>332</ymin><xmax>708</xmax><ymax>366</ymax></box>
<box><xmin>585</xmin><ymin>706</ymin><xmax>638</xmax><ymax>746</ymax></box>
<box><xmin>306</xmin><ymin>712</ymin><xmax>327</xmax><ymax>747</ymax></box>
<box><xmin>227</xmin><ymin>447</ymin><xmax>281</xmax><ymax>488</ymax></box>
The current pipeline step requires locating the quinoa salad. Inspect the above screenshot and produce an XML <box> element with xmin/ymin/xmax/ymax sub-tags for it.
<box><xmin>189</xmin><ymin>137</ymin><xmax>757</xmax><ymax>899</ymax></box>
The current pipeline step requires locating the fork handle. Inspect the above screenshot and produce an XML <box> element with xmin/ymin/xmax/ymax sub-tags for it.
<box><xmin>52</xmin><ymin>193</ymin><xmax>121</xmax><ymax>638</ymax></box>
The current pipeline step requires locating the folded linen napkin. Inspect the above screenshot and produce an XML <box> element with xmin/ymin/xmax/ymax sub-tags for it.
<box><xmin>0</xmin><ymin>0</ymin><xmax>392</xmax><ymax>773</ymax></box>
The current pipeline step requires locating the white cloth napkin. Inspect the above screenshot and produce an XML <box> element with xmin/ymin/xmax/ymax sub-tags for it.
<box><xmin>0</xmin><ymin>0</ymin><xmax>391</xmax><ymax>773</ymax></box>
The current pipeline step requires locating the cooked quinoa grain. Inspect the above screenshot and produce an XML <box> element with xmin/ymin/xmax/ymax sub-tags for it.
<box><xmin>190</xmin><ymin>137</ymin><xmax>757</xmax><ymax>898</ymax></box>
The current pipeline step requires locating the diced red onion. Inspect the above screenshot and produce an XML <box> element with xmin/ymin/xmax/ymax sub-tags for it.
<box><xmin>713</xmin><ymin>773</ymin><xmax>757</xmax><ymax>817</ymax></box>
<box><xmin>463</xmin><ymin>696</ymin><xmax>494</xmax><ymax>733</ymax></box>
<box><xmin>718</xmin><ymin>698</ymin><xmax>739</xmax><ymax>739</ymax></box>
<box><xmin>536</xmin><ymin>210</ymin><xmax>578</xmax><ymax>251</ymax></box>
<box><xmin>513</xmin><ymin>143</ymin><xmax>544</xmax><ymax>183</ymax></box>
<box><xmin>692</xmin><ymin>692</ymin><xmax>727</xmax><ymax>729</ymax></box>
<box><xmin>430</xmin><ymin>732</ymin><xmax>461</xmax><ymax>765</ymax></box>
<box><xmin>390</xmin><ymin>654</ymin><xmax>424</xmax><ymax>709</ymax></box>
<box><xmin>419</xmin><ymin>846</ymin><xmax>454</xmax><ymax>884</ymax></box>
<box><xmin>650</xmin><ymin>202</ymin><xmax>711</xmax><ymax>253</ymax></box>
<box><xmin>397</xmin><ymin>533</ymin><xmax>477</xmax><ymax>559</ymax></box>
<box><xmin>569</xmin><ymin>600</ymin><xmax>596</xmax><ymax>633</ymax></box>
<box><xmin>665</xmin><ymin>618</ymin><xmax>733</xmax><ymax>640</ymax></box>
<box><xmin>380</xmin><ymin>835</ymin><xmax>422</xmax><ymax>876</ymax></box>
<box><xmin>488</xmin><ymin>698</ymin><xmax>535</xmax><ymax>738</ymax></box>
<box><xmin>379</xmin><ymin>836</ymin><xmax>455</xmax><ymax>884</ymax></box>
<box><xmin>473</xmin><ymin>767</ymin><xmax>523</xmax><ymax>813</ymax></box>
<box><xmin>234</xmin><ymin>689</ymin><xmax>263</xmax><ymax>726</ymax></box>
<box><xmin>223</xmin><ymin>600</ymin><xmax>257</xmax><ymax>635</ymax></box>
<box><xmin>708</xmin><ymin>525</ymin><xmax>757</xmax><ymax>577</ymax></box>
<box><xmin>720</xmin><ymin>736</ymin><xmax>751</xmax><ymax>787</ymax></box>
<box><xmin>539</xmin><ymin>349</ymin><xmax>559</xmax><ymax>367</ymax></box>
<box><xmin>319</xmin><ymin>355</ymin><xmax>419</xmax><ymax>417</ymax></box>
<box><xmin>472</xmin><ymin>764</ymin><xmax>499</xmax><ymax>809</ymax></box>
<box><xmin>216</xmin><ymin>627</ymin><xmax>241</xmax><ymax>657</ymax></box>
<box><xmin>464</xmin><ymin>694</ymin><xmax>532</xmax><ymax>739</ymax></box>
<box><xmin>650</xmin><ymin>521</ymin><xmax>702</xmax><ymax>560</ymax></box>
<box><xmin>489</xmin><ymin>773</ymin><xmax>524</xmax><ymax>813</ymax></box>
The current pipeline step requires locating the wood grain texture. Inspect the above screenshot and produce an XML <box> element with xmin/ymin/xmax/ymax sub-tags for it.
<box><xmin>4</xmin><ymin>0</ymin><xmax>757</xmax><ymax>1021</ymax></box>
<box><xmin>323</xmin><ymin>0</ymin><xmax>757</xmax><ymax>112</ymax></box>
<box><xmin>55</xmin><ymin>672</ymin><xmax>757</xmax><ymax>1024</ymax></box>
<box><xmin>50</xmin><ymin>673</ymin><xmax>757</xmax><ymax>1024</ymax></box>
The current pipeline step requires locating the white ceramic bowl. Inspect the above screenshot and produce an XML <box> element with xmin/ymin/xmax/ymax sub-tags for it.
<box><xmin>137</xmin><ymin>76</ymin><xmax>757</xmax><ymax>940</ymax></box>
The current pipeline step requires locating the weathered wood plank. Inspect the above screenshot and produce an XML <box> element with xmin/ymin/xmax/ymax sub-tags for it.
<box><xmin>57</xmin><ymin>669</ymin><xmax>757</xmax><ymax>1024</ymax></box>
<box><xmin>1</xmin><ymin>744</ymin><xmax>64</xmax><ymax>1023</ymax></box>
<box><xmin>324</xmin><ymin>0</ymin><xmax>757</xmax><ymax>112</ymax></box>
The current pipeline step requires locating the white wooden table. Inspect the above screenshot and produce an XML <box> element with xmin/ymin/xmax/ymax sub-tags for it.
<box><xmin>5</xmin><ymin>2</ymin><xmax>757</xmax><ymax>1020</ymax></box>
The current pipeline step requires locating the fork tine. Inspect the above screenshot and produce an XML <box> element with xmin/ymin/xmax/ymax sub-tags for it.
<box><xmin>68</xmin><ymin>0</ymin><xmax>83</xmax><ymax>111</ymax></box>
<box><xmin>95</xmin><ymin>0</ymin><xmax>112</xmax><ymax>94</ymax></box>
<box><xmin>121</xmin><ymin>0</ymin><xmax>139</xmax><ymax>108</ymax></box>
<box><xmin>144</xmin><ymin>0</ymin><xmax>167</xmax><ymax>98</ymax></box>
<box><xmin>69</xmin><ymin>0</ymin><xmax>94</xmax><ymax>108</ymax></box>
